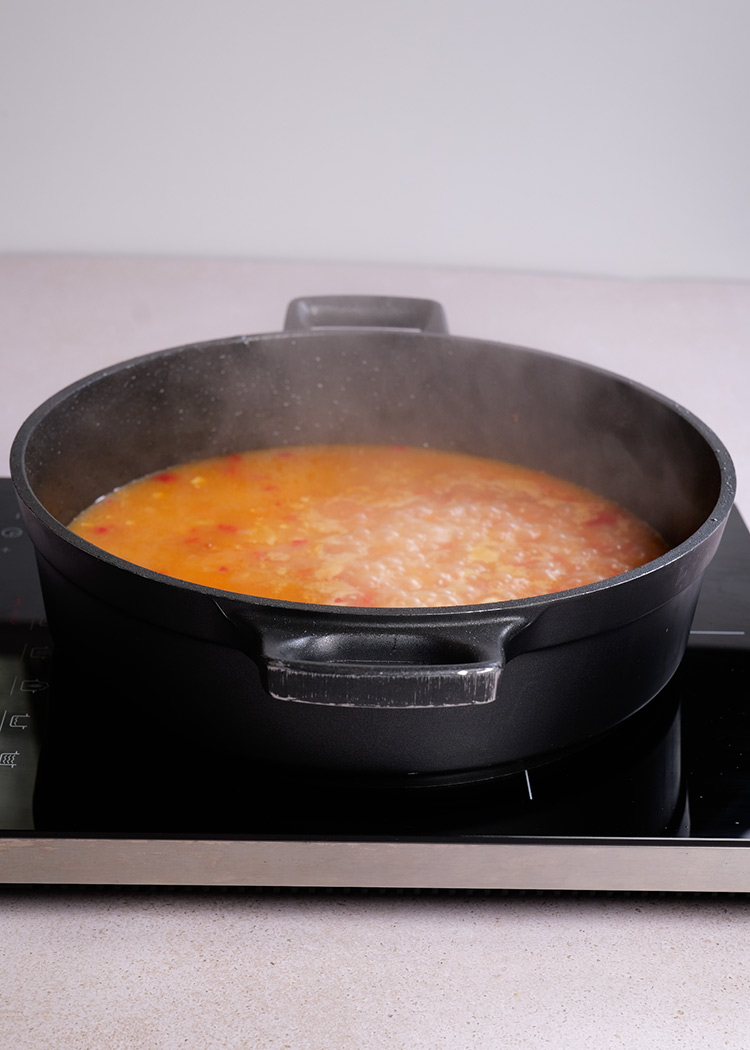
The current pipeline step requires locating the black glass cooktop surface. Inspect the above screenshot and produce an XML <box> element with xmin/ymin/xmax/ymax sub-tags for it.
<box><xmin>1</xmin><ymin>478</ymin><xmax>749</xmax><ymax>892</ymax></box>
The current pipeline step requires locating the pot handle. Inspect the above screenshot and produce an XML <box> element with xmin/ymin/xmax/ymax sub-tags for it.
<box><xmin>283</xmin><ymin>295</ymin><xmax>449</xmax><ymax>335</ymax></box>
<box><xmin>265</xmin><ymin>657</ymin><xmax>501</xmax><ymax>709</ymax></box>
<box><xmin>216</xmin><ymin>607</ymin><xmax>526</xmax><ymax>709</ymax></box>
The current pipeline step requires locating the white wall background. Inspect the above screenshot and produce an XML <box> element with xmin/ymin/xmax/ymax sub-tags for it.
<box><xmin>1</xmin><ymin>0</ymin><xmax>749</xmax><ymax>280</ymax></box>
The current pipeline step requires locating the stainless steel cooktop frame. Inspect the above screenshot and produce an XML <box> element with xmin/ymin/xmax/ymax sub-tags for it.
<box><xmin>1</xmin><ymin>834</ymin><xmax>749</xmax><ymax>892</ymax></box>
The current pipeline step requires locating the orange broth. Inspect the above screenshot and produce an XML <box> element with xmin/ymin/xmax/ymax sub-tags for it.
<box><xmin>68</xmin><ymin>444</ymin><xmax>669</xmax><ymax>607</ymax></box>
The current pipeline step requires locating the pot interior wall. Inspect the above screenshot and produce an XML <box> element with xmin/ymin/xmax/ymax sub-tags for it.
<box><xmin>20</xmin><ymin>331</ymin><xmax>722</xmax><ymax>547</ymax></box>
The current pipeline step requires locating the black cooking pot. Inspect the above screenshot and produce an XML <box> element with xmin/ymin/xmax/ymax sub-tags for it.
<box><xmin>10</xmin><ymin>296</ymin><xmax>736</xmax><ymax>778</ymax></box>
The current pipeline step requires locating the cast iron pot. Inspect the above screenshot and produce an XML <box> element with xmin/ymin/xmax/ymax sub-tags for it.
<box><xmin>10</xmin><ymin>296</ymin><xmax>736</xmax><ymax>779</ymax></box>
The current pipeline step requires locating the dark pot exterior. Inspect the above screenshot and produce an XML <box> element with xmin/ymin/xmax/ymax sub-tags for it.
<box><xmin>10</xmin><ymin>296</ymin><xmax>736</xmax><ymax>776</ymax></box>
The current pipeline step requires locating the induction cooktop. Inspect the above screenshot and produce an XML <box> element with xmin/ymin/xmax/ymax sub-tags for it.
<box><xmin>1</xmin><ymin>478</ymin><xmax>749</xmax><ymax>892</ymax></box>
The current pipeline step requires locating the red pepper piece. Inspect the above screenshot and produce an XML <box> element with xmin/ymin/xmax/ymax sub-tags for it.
<box><xmin>584</xmin><ymin>510</ymin><xmax>618</xmax><ymax>527</ymax></box>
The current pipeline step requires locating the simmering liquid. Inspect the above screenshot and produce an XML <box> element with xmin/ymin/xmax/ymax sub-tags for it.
<box><xmin>69</xmin><ymin>444</ymin><xmax>669</xmax><ymax>607</ymax></box>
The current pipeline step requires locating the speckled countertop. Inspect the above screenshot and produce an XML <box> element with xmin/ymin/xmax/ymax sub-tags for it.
<box><xmin>1</xmin><ymin>255</ymin><xmax>749</xmax><ymax>1048</ymax></box>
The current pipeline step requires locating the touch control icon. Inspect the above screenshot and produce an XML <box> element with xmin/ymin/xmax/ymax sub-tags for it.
<box><xmin>18</xmin><ymin>679</ymin><xmax>48</xmax><ymax>693</ymax></box>
<box><xmin>7</xmin><ymin>678</ymin><xmax>49</xmax><ymax>699</ymax></box>
<box><xmin>0</xmin><ymin>710</ymin><xmax>31</xmax><ymax>733</ymax></box>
